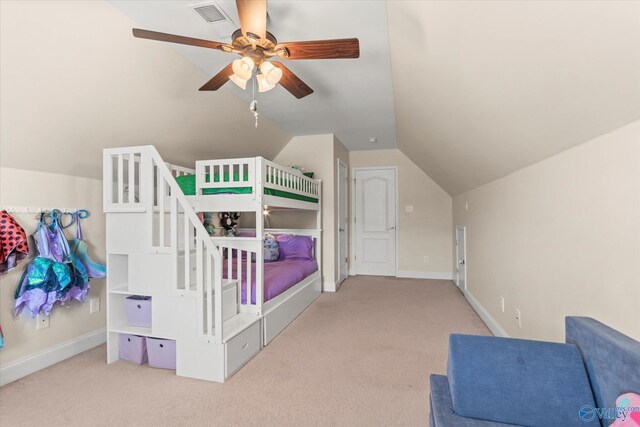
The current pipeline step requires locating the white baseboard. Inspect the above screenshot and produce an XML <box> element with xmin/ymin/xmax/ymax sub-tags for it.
<box><xmin>323</xmin><ymin>280</ymin><xmax>337</xmax><ymax>292</ymax></box>
<box><xmin>0</xmin><ymin>328</ymin><xmax>106</xmax><ymax>386</ymax></box>
<box><xmin>463</xmin><ymin>291</ymin><xmax>509</xmax><ymax>338</ymax></box>
<box><xmin>396</xmin><ymin>270</ymin><xmax>454</xmax><ymax>280</ymax></box>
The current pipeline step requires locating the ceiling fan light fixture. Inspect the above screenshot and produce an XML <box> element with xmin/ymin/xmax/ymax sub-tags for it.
<box><xmin>257</xmin><ymin>73</ymin><xmax>275</xmax><ymax>92</ymax></box>
<box><xmin>229</xmin><ymin>73</ymin><xmax>248</xmax><ymax>90</ymax></box>
<box><xmin>232</xmin><ymin>57</ymin><xmax>254</xmax><ymax>80</ymax></box>
<box><xmin>259</xmin><ymin>61</ymin><xmax>283</xmax><ymax>85</ymax></box>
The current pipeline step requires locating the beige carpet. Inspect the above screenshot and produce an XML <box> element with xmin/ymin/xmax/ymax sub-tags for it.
<box><xmin>0</xmin><ymin>276</ymin><xmax>490</xmax><ymax>426</ymax></box>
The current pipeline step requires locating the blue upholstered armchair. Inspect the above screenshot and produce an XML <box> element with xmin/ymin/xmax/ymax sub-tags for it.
<box><xmin>429</xmin><ymin>317</ymin><xmax>640</xmax><ymax>426</ymax></box>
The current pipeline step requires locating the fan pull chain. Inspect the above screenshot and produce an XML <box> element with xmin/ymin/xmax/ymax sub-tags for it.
<box><xmin>250</xmin><ymin>74</ymin><xmax>259</xmax><ymax>128</ymax></box>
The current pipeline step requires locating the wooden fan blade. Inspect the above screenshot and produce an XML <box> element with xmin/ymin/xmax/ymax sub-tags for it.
<box><xmin>272</xmin><ymin>62</ymin><xmax>313</xmax><ymax>99</ymax></box>
<box><xmin>236</xmin><ymin>0</ymin><xmax>267</xmax><ymax>41</ymax></box>
<box><xmin>199</xmin><ymin>63</ymin><xmax>235</xmax><ymax>91</ymax></box>
<box><xmin>132</xmin><ymin>28</ymin><xmax>226</xmax><ymax>51</ymax></box>
<box><xmin>276</xmin><ymin>38</ymin><xmax>360</xmax><ymax>60</ymax></box>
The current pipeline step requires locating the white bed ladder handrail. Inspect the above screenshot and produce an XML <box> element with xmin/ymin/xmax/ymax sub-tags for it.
<box><xmin>104</xmin><ymin>145</ymin><xmax>224</xmax><ymax>344</ymax></box>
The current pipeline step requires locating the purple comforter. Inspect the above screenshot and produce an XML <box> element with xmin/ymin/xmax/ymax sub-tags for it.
<box><xmin>222</xmin><ymin>259</ymin><xmax>318</xmax><ymax>304</ymax></box>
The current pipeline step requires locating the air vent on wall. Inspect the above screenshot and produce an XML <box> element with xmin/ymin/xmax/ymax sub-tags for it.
<box><xmin>194</xmin><ymin>4</ymin><xmax>226</xmax><ymax>23</ymax></box>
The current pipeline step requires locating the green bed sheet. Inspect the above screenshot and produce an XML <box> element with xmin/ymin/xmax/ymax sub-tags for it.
<box><xmin>175</xmin><ymin>173</ymin><xmax>319</xmax><ymax>203</ymax></box>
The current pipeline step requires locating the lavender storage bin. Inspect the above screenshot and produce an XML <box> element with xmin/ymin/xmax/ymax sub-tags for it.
<box><xmin>119</xmin><ymin>334</ymin><xmax>148</xmax><ymax>365</ymax></box>
<box><xmin>146</xmin><ymin>337</ymin><xmax>176</xmax><ymax>370</ymax></box>
<box><xmin>125</xmin><ymin>295</ymin><xmax>151</xmax><ymax>328</ymax></box>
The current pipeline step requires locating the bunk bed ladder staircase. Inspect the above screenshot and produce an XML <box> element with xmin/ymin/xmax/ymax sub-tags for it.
<box><xmin>104</xmin><ymin>146</ymin><xmax>260</xmax><ymax>382</ymax></box>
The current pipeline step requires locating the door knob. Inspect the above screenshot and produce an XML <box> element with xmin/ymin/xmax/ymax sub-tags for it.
<box><xmin>389</xmin><ymin>226</ymin><xmax>396</xmax><ymax>230</ymax></box>
<box><xmin>339</xmin><ymin>228</ymin><xmax>345</xmax><ymax>232</ymax></box>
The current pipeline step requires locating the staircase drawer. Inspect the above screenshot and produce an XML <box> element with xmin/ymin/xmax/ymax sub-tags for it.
<box><xmin>225</xmin><ymin>321</ymin><xmax>260</xmax><ymax>377</ymax></box>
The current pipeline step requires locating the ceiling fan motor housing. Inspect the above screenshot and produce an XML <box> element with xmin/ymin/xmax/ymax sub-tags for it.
<box><xmin>231</xmin><ymin>29</ymin><xmax>283</xmax><ymax>65</ymax></box>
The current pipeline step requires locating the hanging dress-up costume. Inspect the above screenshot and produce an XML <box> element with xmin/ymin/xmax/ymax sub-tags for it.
<box><xmin>1</xmin><ymin>211</ymin><xmax>30</xmax><ymax>348</ymax></box>
<box><xmin>69</xmin><ymin>211</ymin><xmax>105</xmax><ymax>279</ymax></box>
<box><xmin>0</xmin><ymin>211</ymin><xmax>29</xmax><ymax>273</ymax></box>
<box><xmin>14</xmin><ymin>214</ymin><xmax>89</xmax><ymax>317</ymax></box>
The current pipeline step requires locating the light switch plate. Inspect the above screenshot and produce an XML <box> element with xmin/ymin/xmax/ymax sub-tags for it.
<box><xmin>90</xmin><ymin>297</ymin><xmax>100</xmax><ymax>314</ymax></box>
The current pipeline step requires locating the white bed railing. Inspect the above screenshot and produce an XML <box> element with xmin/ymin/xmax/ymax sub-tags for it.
<box><xmin>167</xmin><ymin>162</ymin><xmax>195</xmax><ymax>179</ymax></box>
<box><xmin>196</xmin><ymin>158</ymin><xmax>255</xmax><ymax>193</ymax></box>
<box><xmin>103</xmin><ymin>149</ymin><xmax>144</xmax><ymax>210</ymax></box>
<box><xmin>210</xmin><ymin>237</ymin><xmax>263</xmax><ymax>313</ymax></box>
<box><xmin>262</xmin><ymin>159</ymin><xmax>320</xmax><ymax>200</ymax></box>
<box><xmin>104</xmin><ymin>146</ymin><xmax>225</xmax><ymax>344</ymax></box>
<box><xmin>194</xmin><ymin>157</ymin><xmax>320</xmax><ymax>202</ymax></box>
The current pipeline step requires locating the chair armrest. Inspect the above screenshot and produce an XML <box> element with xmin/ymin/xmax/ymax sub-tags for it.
<box><xmin>446</xmin><ymin>334</ymin><xmax>599</xmax><ymax>426</ymax></box>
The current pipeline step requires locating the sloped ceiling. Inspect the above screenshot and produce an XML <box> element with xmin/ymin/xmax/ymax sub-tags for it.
<box><xmin>388</xmin><ymin>0</ymin><xmax>640</xmax><ymax>195</ymax></box>
<box><xmin>2</xmin><ymin>0</ymin><xmax>638</xmax><ymax>194</ymax></box>
<box><xmin>0</xmin><ymin>0</ymin><xmax>290</xmax><ymax>179</ymax></box>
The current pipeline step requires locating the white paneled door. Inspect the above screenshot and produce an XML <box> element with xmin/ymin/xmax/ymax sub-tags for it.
<box><xmin>338</xmin><ymin>160</ymin><xmax>349</xmax><ymax>286</ymax></box>
<box><xmin>354</xmin><ymin>168</ymin><xmax>396</xmax><ymax>276</ymax></box>
<box><xmin>456</xmin><ymin>226</ymin><xmax>466</xmax><ymax>291</ymax></box>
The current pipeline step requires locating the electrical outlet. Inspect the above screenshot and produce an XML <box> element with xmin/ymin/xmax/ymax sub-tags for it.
<box><xmin>515</xmin><ymin>309</ymin><xmax>522</xmax><ymax>328</ymax></box>
<box><xmin>423</xmin><ymin>255</ymin><xmax>429</xmax><ymax>263</ymax></box>
<box><xmin>36</xmin><ymin>314</ymin><xmax>50</xmax><ymax>330</ymax></box>
<box><xmin>499</xmin><ymin>296</ymin><xmax>505</xmax><ymax>313</ymax></box>
<box><xmin>405</xmin><ymin>205</ymin><xmax>414</xmax><ymax>213</ymax></box>
<box><xmin>90</xmin><ymin>297</ymin><xmax>100</xmax><ymax>314</ymax></box>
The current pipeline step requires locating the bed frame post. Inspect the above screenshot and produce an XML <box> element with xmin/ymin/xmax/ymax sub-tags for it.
<box><xmin>256</xmin><ymin>157</ymin><xmax>264</xmax><ymax>314</ymax></box>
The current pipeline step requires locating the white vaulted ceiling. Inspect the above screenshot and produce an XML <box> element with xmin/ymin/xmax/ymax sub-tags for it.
<box><xmin>109</xmin><ymin>0</ymin><xmax>640</xmax><ymax>195</ymax></box>
<box><xmin>2</xmin><ymin>1</ymin><xmax>638</xmax><ymax>194</ymax></box>
<box><xmin>387</xmin><ymin>1</ymin><xmax>640</xmax><ymax>195</ymax></box>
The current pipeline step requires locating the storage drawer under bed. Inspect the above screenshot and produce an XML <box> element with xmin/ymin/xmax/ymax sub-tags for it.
<box><xmin>225</xmin><ymin>321</ymin><xmax>260</xmax><ymax>378</ymax></box>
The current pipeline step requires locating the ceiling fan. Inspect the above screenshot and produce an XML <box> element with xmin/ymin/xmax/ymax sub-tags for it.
<box><xmin>132</xmin><ymin>0</ymin><xmax>360</xmax><ymax>99</ymax></box>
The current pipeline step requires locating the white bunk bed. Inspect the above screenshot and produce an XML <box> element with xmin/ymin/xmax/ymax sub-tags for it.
<box><xmin>103</xmin><ymin>145</ymin><xmax>322</xmax><ymax>382</ymax></box>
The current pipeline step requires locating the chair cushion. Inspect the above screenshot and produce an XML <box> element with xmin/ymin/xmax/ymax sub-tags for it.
<box><xmin>447</xmin><ymin>334</ymin><xmax>599</xmax><ymax>427</ymax></box>
<box><xmin>430</xmin><ymin>375</ymin><xmax>516</xmax><ymax>427</ymax></box>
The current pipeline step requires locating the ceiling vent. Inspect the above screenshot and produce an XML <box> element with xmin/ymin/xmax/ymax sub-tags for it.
<box><xmin>193</xmin><ymin>4</ymin><xmax>226</xmax><ymax>23</ymax></box>
<box><xmin>190</xmin><ymin>2</ymin><xmax>237</xmax><ymax>36</ymax></box>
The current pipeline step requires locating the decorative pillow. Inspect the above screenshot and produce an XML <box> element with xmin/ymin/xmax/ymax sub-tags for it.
<box><xmin>611</xmin><ymin>393</ymin><xmax>640</xmax><ymax>426</ymax></box>
<box><xmin>263</xmin><ymin>233</ymin><xmax>279</xmax><ymax>262</ymax></box>
<box><xmin>243</xmin><ymin>233</ymin><xmax>279</xmax><ymax>263</ymax></box>
<box><xmin>275</xmin><ymin>234</ymin><xmax>313</xmax><ymax>260</ymax></box>
<box><xmin>303</xmin><ymin>172</ymin><xmax>315</xmax><ymax>179</ymax></box>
